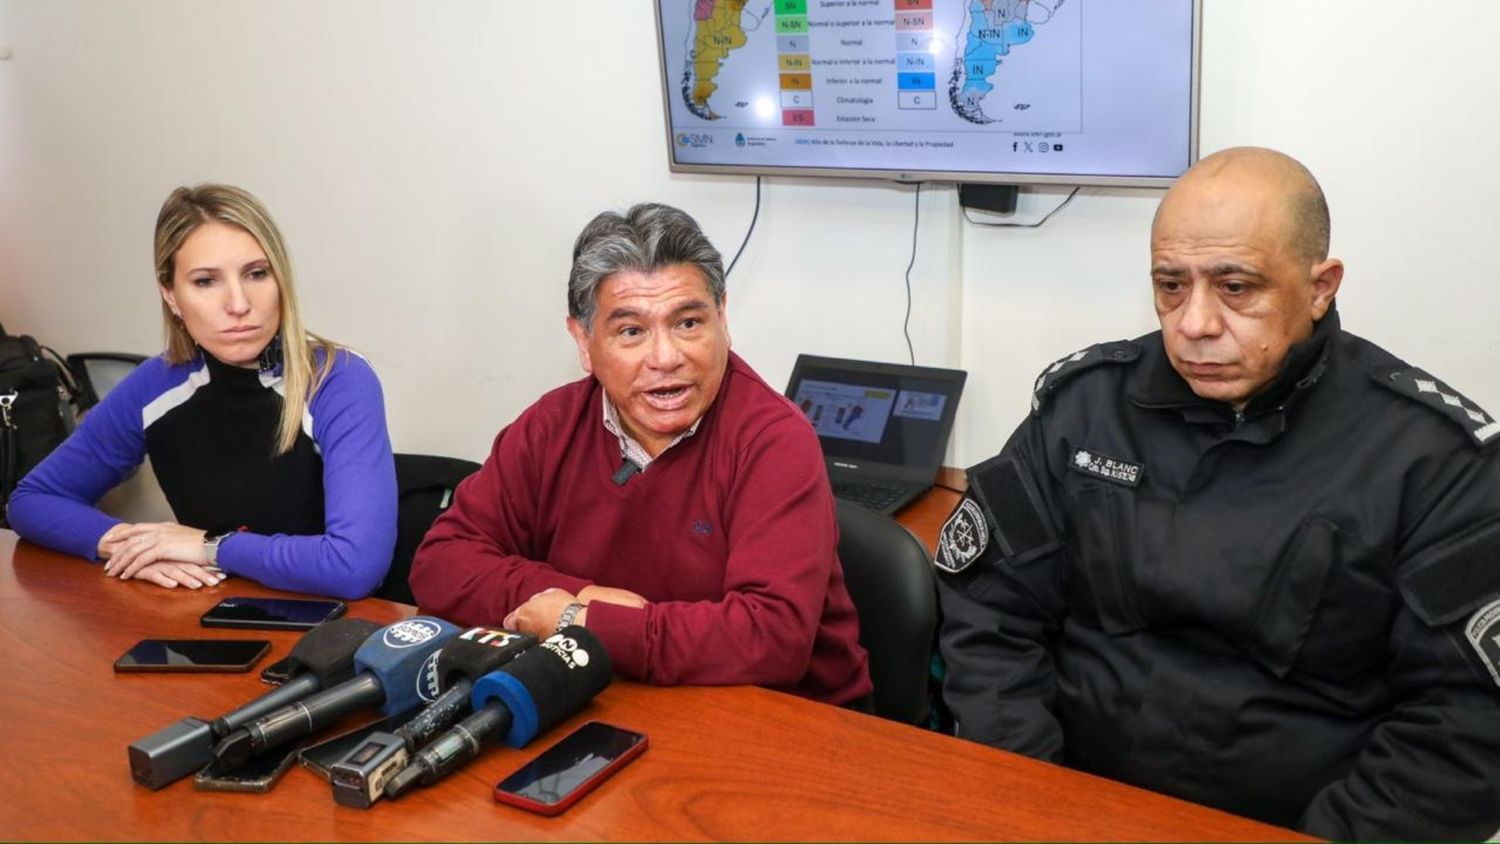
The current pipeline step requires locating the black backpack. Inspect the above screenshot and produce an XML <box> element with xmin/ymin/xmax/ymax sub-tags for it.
<box><xmin>0</xmin><ymin>323</ymin><xmax>82</xmax><ymax>526</ymax></box>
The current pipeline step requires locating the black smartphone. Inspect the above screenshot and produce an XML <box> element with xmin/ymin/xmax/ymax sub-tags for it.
<box><xmin>298</xmin><ymin>712</ymin><xmax>419</xmax><ymax>780</ymax></box>
<box><xmin>193</xmin><ymin>739</ymin><xmax>305</xmax><ymax>793</ymax></box>
<box><xmin>493</xmin><ymin>721</ymin><xmax>648</xmax><ymax>816</ymax></box>
<box><xmin>113</xmin><ymin>639</ymin><xmax>270</xmax><ymax>673</ymax></box>
<box><xmin>259</xmin><ymin>654</ymin><xmax>297</xmax><ymax>685</ymax></box>
<box><xmin>200</xmin><ymin>597</ymin><xmax>347</xmax><ymax>631</ymax></box>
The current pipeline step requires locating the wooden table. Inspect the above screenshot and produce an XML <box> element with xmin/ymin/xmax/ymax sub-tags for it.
<box><xmin>894</xmin><ymin>467</ymin><xmax>966</xmax><ymax>556</ymax></box>
<box><xmin>0</xmin><ymin>527</ymin><xmax>1308</xmax><ymax>841</ymax></box>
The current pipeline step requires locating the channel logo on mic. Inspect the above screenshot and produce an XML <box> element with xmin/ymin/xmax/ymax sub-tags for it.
<box><xmin>416</xmin><ymin>652</ymin><xmax>443</xmax><ymax>702</ymax></box>
<box><xmin>460</xmin><ymin>628</ymin><xmax>526</xmax><ymax>648</ymax></box>
<box><xmin>384</xmin><ymin>619</ymin><xmax>444</xmax><ymax>649</ymax></box>
<box><xmin>541</xmin><ymin>632</ymin><xmax>592</xmax><ymax>669</ymax></box>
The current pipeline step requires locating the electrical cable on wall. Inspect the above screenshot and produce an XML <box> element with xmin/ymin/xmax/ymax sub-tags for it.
<box><xmin>902</xmin><ymin>183</ymin><xmax>920</xmax><ymax>366</ymax></box>
<box><xmin>963</xmin><ymin>186</ymin><xmax>1080</xmax><ymax>228</ymax></box>
<box><xmin>725</xmin><ymin>176</ymin><xmax>762</xmax><ymax>277</ymax></box>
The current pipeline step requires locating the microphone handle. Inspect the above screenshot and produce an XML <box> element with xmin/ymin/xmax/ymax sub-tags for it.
<box><xmin>385</xmin><ymin>702</ymin><xmax>512</xmax><ymax>798</ymax></box>
<box><xmin>394</xmin><ymin>678</ymin><xmax>474</xmax><ymax>752</ymax></box>
<box><xmin>211</xmin><ymin>673</ymin><xmax>322</xmax><ymax>737</ymax></box>
<box><xmin>247</xmin><ymin>673</ymin><xmax>386</xmax><ymax>753</ymax></box>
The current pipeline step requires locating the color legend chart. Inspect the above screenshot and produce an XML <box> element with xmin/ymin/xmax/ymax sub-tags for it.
<box><xmin>895</xmin><ymin>0</ymin><xmax>935</xmax><ymax>110</ymax></box>
<box><xmin>775</xmin><ymin>0</ymin><xmax>814</xmax><ymax>126</ymax></box>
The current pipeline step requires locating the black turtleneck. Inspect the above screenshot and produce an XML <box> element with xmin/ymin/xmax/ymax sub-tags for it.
<box><xmin>144</xmin><ymin>352</ymin><xmax>324</xmax><ymax>536</ymax></box>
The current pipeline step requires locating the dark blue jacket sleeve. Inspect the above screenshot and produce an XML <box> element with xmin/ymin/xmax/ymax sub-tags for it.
<box><xmin>936</xmin><ymin>415</ymin><xmax>1070</xmax><ymax>760</ymax></box>
<box><xmin>1299</xmin><ymin>447</ymin><xmax>1500</xmax><ymax>840</ymax></box>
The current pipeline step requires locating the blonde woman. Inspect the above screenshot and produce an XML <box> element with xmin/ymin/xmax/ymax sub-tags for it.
<box><xmin>9</xmin><ymin>185</ymin><xmax>396</xmax><ymax>599</ymax></box>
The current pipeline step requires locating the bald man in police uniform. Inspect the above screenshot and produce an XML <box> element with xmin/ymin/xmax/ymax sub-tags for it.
<box><xmin>936</xmin><ymin>147</ymin><xmax>1500</xmax><ymax>839</ymax></box>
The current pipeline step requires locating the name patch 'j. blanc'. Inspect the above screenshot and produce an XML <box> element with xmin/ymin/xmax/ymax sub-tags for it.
<box><xmin>1069</xmin><ymin>448</ymin><xmax>1143</xmax><ymax>487</ymax></box>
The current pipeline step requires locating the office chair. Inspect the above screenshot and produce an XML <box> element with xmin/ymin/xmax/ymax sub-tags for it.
<box><xmin>377</xmin><ymin>452</ymin><xmax>482</xmax><ymax>605</ymax></box>
<box><xmin>61</xmin><ymin>353</ymin><xmax>164</xmax><ymax>520</ymax></box>
<box><xmin>66</xmin><ymin>352</ymin><xmax>148</xmax><ymax>410</ymax></box>
<box><xmin>836</xmin><ymin>498</ymin><xmax>938</xmax><ymax>725</ymax></box>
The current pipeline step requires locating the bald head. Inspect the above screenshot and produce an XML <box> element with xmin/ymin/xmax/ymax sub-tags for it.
<box><xmin>1155</xmin><ymin>147</ymin><xmax>1330</xmax><ymax>264</ymax></box>
<box><xmin>1148</xmin><ymin>146</ymin><xmax>1344</xmax><ymax>409</ymax></box>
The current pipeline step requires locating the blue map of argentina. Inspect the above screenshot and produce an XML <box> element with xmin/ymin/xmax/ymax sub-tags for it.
<box><xmin>950</xmin><ymin>0</ymin><xmax>1066</xmax><ymax>124</ymax></box>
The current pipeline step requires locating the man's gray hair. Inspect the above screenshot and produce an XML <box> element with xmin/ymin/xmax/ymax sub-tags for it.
<box><xmin>568</xmin><ymin>203</ymin><xmax>726</xmax><ymax>329</ymax></box>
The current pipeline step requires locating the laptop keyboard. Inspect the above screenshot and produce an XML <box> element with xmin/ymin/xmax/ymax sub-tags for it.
<box><xmin>831</xmin><ymin>480</ymin><xmax>908</xmax><ymax>512</ymax></box>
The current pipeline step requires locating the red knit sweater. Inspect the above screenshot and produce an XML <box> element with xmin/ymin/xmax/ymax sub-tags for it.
<box><xmin>411</xmin><ymin>353</ymin><xmax>872</xmax><ymax>705</ymax></box>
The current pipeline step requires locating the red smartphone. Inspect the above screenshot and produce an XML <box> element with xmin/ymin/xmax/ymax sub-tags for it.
<box><xmin>493</xmin><ymin>721</ymin><xmax>648</xmax><ymax>816</ymax></box>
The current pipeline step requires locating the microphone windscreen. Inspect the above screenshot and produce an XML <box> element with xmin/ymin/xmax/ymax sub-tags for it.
<box><xmin>286</xmin><ymin>618</ymin><xmax>384</xmax><ymax>687</ymax></box>
<box><xmin>353</xmin><ymin>617</ymin><xmax>462</xmax><ymax>716</ymax></box>
<box><xmin>435</xmin><ymin>628</ymin><xmax>537</xmax><ymax>691</ymax></box>
<box><xmin>471</xmin><ymin>625</ymin><xmax>612</xmax><ymax>748</ymax></box>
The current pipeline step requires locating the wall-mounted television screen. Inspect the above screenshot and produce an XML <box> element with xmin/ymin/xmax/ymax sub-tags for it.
<box><xmin>654</xmin><ymin>0</ymin><xmax>1200</xmax><ymax>188</ymax></box>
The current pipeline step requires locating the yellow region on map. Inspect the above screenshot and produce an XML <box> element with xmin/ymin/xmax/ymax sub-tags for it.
<box><xmin>691</xmin><ymin>0</ymin><xmax>749</xmax><ymax>117</ymax></box>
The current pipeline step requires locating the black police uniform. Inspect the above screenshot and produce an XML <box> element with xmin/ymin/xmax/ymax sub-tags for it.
<box><xmin>935</xmin><ymin>308</ymin><xmax>1500</xmax><ymax>839</ymax></box>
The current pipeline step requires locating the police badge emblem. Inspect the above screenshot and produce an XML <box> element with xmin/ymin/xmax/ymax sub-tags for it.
<box><xmin>935</xmin><ymin>497</ymin><xmax>989</xmax><ymax>574</ymax></box>
<box><xmin>1465</xmin><ymin>598</ymin><xmax>1500</xmax><ymax>689</ymax></box>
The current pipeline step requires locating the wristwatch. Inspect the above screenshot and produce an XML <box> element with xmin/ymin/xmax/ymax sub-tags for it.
<box><xmin>556</xmin><ymin>602</ymin><xmax>586</xmax><ymax>631</ymax></box>
<box><xmin>203</xmin><ymin>530</ymin><xmax>234</xmax><ymax>568</ymax></box>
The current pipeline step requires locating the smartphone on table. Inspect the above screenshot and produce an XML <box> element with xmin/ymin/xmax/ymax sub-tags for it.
<box><xmin>113</xmin><ymin>639</ymin><xmax>270</xmax><ymax>673</ymax></box>
<box><xmin>259</xmin><ymin>654</ymin><xmax>298</xmax><ymax>685</ymax></box>
<box><xmin>298</xmin><ymin>711</ymin><xmax>421</xmax><ymax>780</ymax></box>
<box><xmin>200</xmin><ymin>596</ymin><xmax>346</xmax><ymax>631</ymax></box>
<box><xmin>493</xmin><ymin>721</ymin><xmax>648</xmax><ymax>816</ymax></box>
<box><xmin>194</xmin><ymin>739</ymin><xmax>305</xmax><ymax>793</ymax></box>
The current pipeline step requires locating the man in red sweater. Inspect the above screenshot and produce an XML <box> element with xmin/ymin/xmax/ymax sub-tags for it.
<box><xmin>410</xmin><ymin>203</ymin><xmax>872</xmax><ymax>706</ymax></box>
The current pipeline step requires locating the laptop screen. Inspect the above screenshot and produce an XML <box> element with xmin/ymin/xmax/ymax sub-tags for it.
<box><xmin>785</xmin><ymin>355</ymin><xmax>967</xmax><ymax>481</ymax></box>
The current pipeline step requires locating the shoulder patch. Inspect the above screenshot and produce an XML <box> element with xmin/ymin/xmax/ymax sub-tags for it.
<box><xmin>1466</xmin><ymin>599</ymin><xmax>1500</xmax><ymax>689</ymax></box>
<box><xmin>1031</xmin><ymin>340</ymin><xmax>1139</xmax><ymax>414</ymax></box>
<box><xmin>935</xmin><ymin>496</ymin><xmax>989</xmax><ymax>574</ymax></box>
<box><xmin>1376</xmin><ymin>367</ymin><xmax>1500</xmax><ymax>448</ymax></box>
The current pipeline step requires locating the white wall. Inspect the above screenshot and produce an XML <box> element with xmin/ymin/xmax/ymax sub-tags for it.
<box><xmin>1</xmin><ymin>1</ymin><xmax>1497</xmax><ymax>470</ymax></box>
<box><xmin>0</xmin><ymin>1</ymin><xmax>960</xmax><ymax>464</ymax></box>
<box><xmin>960</xmin><ymin>1</ymin><xmax>1500</xmax><ymax>459</ymax></box>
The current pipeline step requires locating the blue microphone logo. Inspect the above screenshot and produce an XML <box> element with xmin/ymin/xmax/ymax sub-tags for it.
<box><xmin>383</xmin><ymin>618</ymin><xmax>444</xmax><ymax>649</ymax></box>
<box><xmin>416</xmin><ymin>651</ymin><xmax>442</xmax><ymax>702</ymax></box>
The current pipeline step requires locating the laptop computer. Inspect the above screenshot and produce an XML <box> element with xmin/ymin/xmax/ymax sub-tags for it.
<box><xmin>785</xmin><ymin>354</ymin><xmax>967</xmax><ymax>516</ymax></box>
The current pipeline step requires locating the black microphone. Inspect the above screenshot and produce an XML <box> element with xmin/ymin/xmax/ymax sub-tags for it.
<box><xmin>208</xmin><ymin>617</ymin><xmax>460</xmax><ymax>772</ymax></box>
<box><xmin>611</xmin><ymin>458</ymin><xmax>640</xmax><ymax>486</ymax></box>
<box><xmin>383</xmin><ymin>625</ymin><xmax>612</xmax><ymax>799</ymax></box>
<box><xmin>127</xmin><ymin>617</ymin><xmax>381</xmax><ymax>790</ymax></box>
<box><xmin>327</xmin><ymin>627</ymin><xmax>535</xmax><ymax>808</ymax></box>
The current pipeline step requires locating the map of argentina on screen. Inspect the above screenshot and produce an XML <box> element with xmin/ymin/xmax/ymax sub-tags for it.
<box><xmin>655</xmin><ymin>0</ymin><xmax>1198</xmax><ymax>185</ymax></box>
